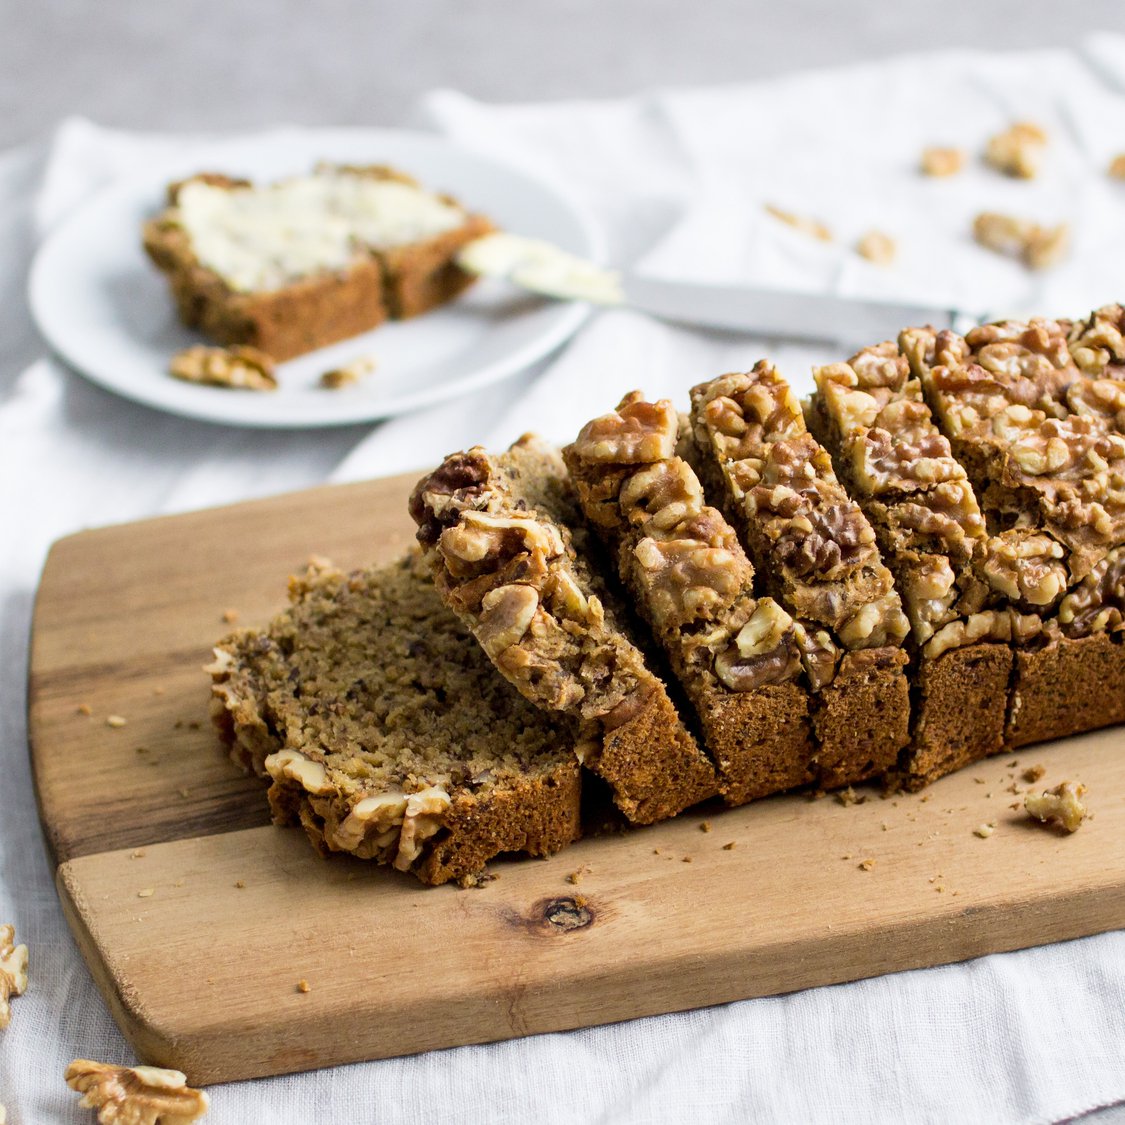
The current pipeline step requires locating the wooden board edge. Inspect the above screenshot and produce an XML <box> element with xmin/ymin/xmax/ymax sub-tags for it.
<box><xmin>58</xmin><ymin>853</ymin><xmax>1125</xmax><ymax>1086</ymax></box>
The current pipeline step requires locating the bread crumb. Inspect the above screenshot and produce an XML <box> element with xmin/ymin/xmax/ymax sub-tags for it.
<box><xmin>135</xmin><ymin>746</ymin><xmax>148</xmax><ymax>755</ymax></box>
<box><xmin>699</xmin><ymin>820</ymin><xmax>713</xmax><ymax>833</ymax></box>
<box><xmin>1025</xmin><ymin>781</ymin><xmax>1088</xmax><ymax>833</ymax></box>
<box><xmin>188</xmin><ymin>721</ymin><xmax>201</xmax><ymax>731</ymax></box>
<box><xmin>764</xmin><ymin>204</ymin><xmax>832</xmax><ymax>242</ymax></box>
<box><xmin>177</xmin><ymin>787</ymin><xmax>190</xmax><ymax>799</ymax></box>
<box><xmin>973</xmin><ymin>823</ymin><xmax>995</xmax><ymax>838</ymax></box>
<box><xmin>76</xmin><ymin>703</ymin><xmax>92</xmax><ymax>716</ymax></box>
<box><xmin>565</xmin><ymin>868</ymin><xmax>586</xmax><ymax>885</ymax></box>
<box><xmin>153</xmin><ymin>685</ymin><xmax>166</xmax><ymax>696</ymax></box>
<box><xmin>920</xmin><ymin>146</ymin><xmax>965</xmax><ymax>177</ymax></box>
<box><xmin>722</xmin><ymin>842</ymin><xmax>737</xmax><ymax>851</ymax></box>
<box><xmin>858</xmin><ymin>858</ymin><xmax>875</xmax><ymax>871</ymax></box>
<box><xmin>137</xmin><ymin>888</ymin><xmax>154</xmax><ymax>898</ymax></box>
<box><xmin>234</xmin><ymin>880</ymin><xmax>246</xmax><ymax>889</ymax></box>
<box><xmin>836</xmin><ymin>786</ymin><xmax>865</xmax><ymax>807</ymax></box>
<box><xmin>296</xmin><ymin>979</ymin><xmax>311</xmax><ymax>994</ymax></box>
<box><xmin>682</xmin><ymin>856</ymin><xmax>693</xmax><ymax>863</ymax></box>
<box><xmin>1010</xmin><ymin>801</ymin><xmax>1023</xmax><ymax>811</ymax></box>
<box><xmin>221</xmin><ymin>608</ymin><xmax>239</xmax><ymax>624</ymax></box>
<box><xmin>130</xmin><ymin>849</ymin><xmax>145</xmax><ymax>859</ymax></box>
<box><xmin>652</xmin><ymin>848</ymin><xmax>661</xmax><ymax>855</ymax></box>
<box><xmin>572</xmin><ymin>894</ymin><xmax>589</xmax><ymax>908</ymax></box>
<box><xmin>1022</xmin><ymin>765</ymin><xmax>1046</xmax><ymax>783</ymax></box>
<box><xmin>106</xmin><ymin>715</ymin><xmax>127</xmax><ymax>728</ymax></box>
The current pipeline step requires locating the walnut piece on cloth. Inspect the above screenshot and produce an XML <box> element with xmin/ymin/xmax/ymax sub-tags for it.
<box><xmin>65</xmin><ymin>1060</ymin><xmax>209</xmax><ymax>1124</ymax></box>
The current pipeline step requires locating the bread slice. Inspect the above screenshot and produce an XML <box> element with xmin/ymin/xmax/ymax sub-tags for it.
<box><xmin>900</xmin><ymin>311</ymin><xmax>1125</xmax><ymax>748</ymax></box>
<box><xmin>409</xmin><ymin>435</ymin><xmax>719</xmax><ymax>825</ymax></box>
<box><xmin>207</xmin><ymin>553</ymin><xmax>582</xmax><ymax>886</ymax></box>
<box><xmin>689</xmin><ymin>363</ymin><xmax>912</xmax><ymax>787</ymax></box>
<box><xmin>563</xmin><ymin>392</ymin><xmax>816</xmax><ymax>804</ymax></box>
<box><xmin>143</xmin><ymin>165</ymin><xmax>492</xmax><ymax>361</ymax></box>
<box><xmin>808</xmin><ymin>343</ymin><xmax>1014</xmax><ymax>787</ymax></box>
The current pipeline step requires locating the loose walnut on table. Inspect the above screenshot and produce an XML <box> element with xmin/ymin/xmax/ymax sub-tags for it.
<box><xmin>64</xmin><ymin>1060</ymin><xmax>209</xmax><ymax>1125</ymax></box>
<box><xmin>0</xmin><ymin>923</ymin><xmax>27</xmax><ymax>1029</ymax></box>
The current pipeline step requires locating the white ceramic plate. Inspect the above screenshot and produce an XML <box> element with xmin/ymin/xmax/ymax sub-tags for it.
<box><xmin>29</xmin><ymin>128</ymin><xmax>602</xmax><ymax>428</ymax></box>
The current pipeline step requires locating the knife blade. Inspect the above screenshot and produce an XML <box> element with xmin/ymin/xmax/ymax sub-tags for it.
<box><xmin>456</xmin><ymin>232</ymin><xmax>980</xmax><ymax>346</ymax></box>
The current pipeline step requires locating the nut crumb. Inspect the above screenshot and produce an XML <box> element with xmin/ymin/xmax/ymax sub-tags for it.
<box><xmin>974</xmin><ymin>823</ymin><xmax>995</xmax><ymax>838</ymax></box>
<box><xmin>170</xmin><ymin>343</ymin><xmax>277</xmax><ymax>391</ymax></box>
<box><xmin>135</xmin><ymin>747</ymin><xmax>148</xmax><ymax>755</ymax></box>
<box><xmin>319</xmin><ymin>356</ymin><xmax>377</xmax><ymax>390</ymax></box>
<box><xmin>65</xmin><ymin>1060</ymin><xmax>208</xmax><ymax>1124</ymax></box>
<box><xmin>234</xmin><ymin>880</ymin><xmax>246</xmax><ymax>889</ymax></box>
<box><xmin>682</xmin><ymin>856</ymin><xmax>693</xmax><ymax>863</ymax></box>
<box><xmin>0</xmin><ymin>924</ymin><xmax>29</xmax><ymax>1030</ymax></box>
<box><xmin>137</xmin><ymin>888</ymin><xmax>154</xmax><ymax>899</ymax></box>
<box><xmin>130</xmin><ymin>849</ymin><xmax>145</xmax><ymax>859</ymax></box>
<box><xmin>1108</xmin><ymin>154</ymin><xmax>1125</xmax><ymax>180</ymax></box>
<box><xmin>1025</xmin><ymin>781</ymin><xmax>1088</xmax><ymax>833</ymax></box>
<box><xmin>106</xmin><ymin>715</ymin><xmax>127</xmax><ymax>728</ymax></box>
<box><xmin>858</xmin><ymin>858</ymin><xmax>875</xmax><ymax>871</ymax></box>
<box><xmin>974</xmin><ymin>777</ymin><xmax>986</xmax><ymax>784</ymax></box>
<box><xmin>836</xmin><ymin>786</ymin><xmax>865</xmax><ymax>807</ymax></box>
<box><xmin>1022</xmin><ymin>765</ymin><xmax>1046</xmax><ymax>783</ymax></box>
<box><xmin>76</xmin><ymin>703</ymin><xmax>92</xmax><ymax>716</ymax></box>
<box><xmin>856</xmin><ymin>230</ymin><xmax>897</xmax><ymax>266</ymax></box>
<box><xmin>972</xmin><ymin>211</ymin><xmax>1069</xmax><ymax>271</ymax></box>
<box><xmin>221</xmin><ymin>608</ymin><xmax>239</xmax><ymax>624</ymax></box>
<box><xmin>652</xmin><ymin>848</ymin><xmax>661</xmax><ymax>855</ymax></box>
<box><xmin>177</xmin><ymin>787</ymin><xmax>190</xmax><ymax>799</ymax></box>
<box><xmin>296</xmin><ymin>979</ymin><xmax>311</xmax><ymax>993</ymax></box>
<box><xmin>765</xmin><ymin>203</ymin><xmax>832</xmax><ymax>242</ymax></box>
<box><xmin>153</xmin><ymin>686</ymin><xmax>165</xmax><ymax>696</ymax></box>
<box><xmin>920</xmin><ymin>146</ymin><xmax>965</xmax><ymax>177</ymax></box>
<box><xmin>699</xmin><ymin>820</ymin><xmax>713</xmax><ymax>833</ymax></box>
<box><xmin>572</xmin><ymin>894</ymin><xmax>589</xmax><ymax>908</ymax></box>
<box><xmin>565</xmin><ymin>866</ymin><xmax>589</xmax><ymax>885</ymax></box>
<box><xmin>722</xmin><ymin>842</ymin><xmax>736</xmax><ymax>851</ymax></box>
<box><xmin>984</xmin><ymin>121</ymin><xmax>1048</xmax><ymax>179</ymax></box>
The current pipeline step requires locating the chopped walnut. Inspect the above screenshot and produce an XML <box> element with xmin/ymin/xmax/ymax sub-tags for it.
<box><xmin>169</xmin><ymin>344</ymin><xmax>277</xmax><ymax>391</ymax></box>
<box><xmin>855</xmin><ymin>230</ymin><xmax>897</xmax><ymax>266</ymax></box>
<box><xmin>477</xmin><ymin>584</ymin><xmax>540</xmax><ymax>657</ymax></box>
<box><xmin>0</xmin><ymin>924</ymin><xmax>28</xmax><ymax>1029</ymax></box>
<box><xmin>570</xmin><ymin>392</ymin><xmax>678</xmax><ymax>464</ymax></box>
<box><xmin>978</xmin><ymin>529</ymin><xmax>1068</xmax><ymax>608</ymax></box>
<box><xmin>438</xmin><ymin>511</ymin><xmax>564</xmax><ymax>581</ymax></box>
<box><xmin>618</xmin><ymin>458</ymin><xmax>704</xmax><ymax>531</ymax></box>
<box><xmin>1067</xmin><ymin>305</ymin><xmax>1125</xmax><ymax>380</ymax></box>
<box><xmin>984</xmin><ymin>121</ymin><xmax>1048</xmax><ymax>179</ymax></box>
<box><xmin>923</xmin><ymin>607</ymin><xmax>1043</xmax><ymax>659</ymax></box>
<box><xmin>713</xmin><ymin>598</ymin><xmax>801</xmax><ymax>691</ymax></box>
<box><xmin>1057</xmin><ymin>546</ymin><xmax>1125</xmax><ymax>637</ymax></box>
<box><xmin>64</xmin><ymin>1060</ymin><xmax>209</xmax><ymax>1124</ymax></box>
<box><xmin>972</xmin><ymin>212</ymin><xmax>1069</xmax><ymax>271</ymax></box>
<box><xmin>764</xmin><ymin>204</ymin><xmax>832</xmax><ymax>242</ymax></box>
<box><xmin>920</xmin><ymin>145</ymin><xmax>965</xmax><ymax>177</ymax></box>
<box><xmin>319</xmin><ymin>355</ymin><xmax>376</xmax><ymax>389</ymax></box>
<box><xmin>1024</xmin><ymin>780</ymin><xmax>1088</xmax><ymax>833</ymax></box>
<box><xmin>264</xmin><ymin>748</ymin><xmax>334</xmax><ymax>796</ymax></box>
<box><xmin>974</xmin><ymin>823</ymin><xmax>995</xmax><ymax>838</ymax></box>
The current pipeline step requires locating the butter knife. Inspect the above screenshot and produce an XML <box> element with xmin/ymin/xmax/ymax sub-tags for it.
<box><xmin>457</xmin><ymin>233</ymin><xmax>979</xmax><ymax>345</ymax></box>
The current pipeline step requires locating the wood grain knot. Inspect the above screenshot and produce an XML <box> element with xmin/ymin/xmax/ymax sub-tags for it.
<box><xmin>542</xmin><ymin>896</ymin><xmax>593</xmax><ymax>931</ymax></box>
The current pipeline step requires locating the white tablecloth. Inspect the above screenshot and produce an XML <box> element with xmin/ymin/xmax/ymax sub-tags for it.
<box><xmin>3</xmin><ymin>34</ymin><xmax>1125</xmax><ymax>1125</ymax></box>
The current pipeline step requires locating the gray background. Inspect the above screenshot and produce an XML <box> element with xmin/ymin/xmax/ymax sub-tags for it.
<box><xmin>4</xmin><ymin>0</ymin><xmax>1125</xmax><ymax>150</ymax></box>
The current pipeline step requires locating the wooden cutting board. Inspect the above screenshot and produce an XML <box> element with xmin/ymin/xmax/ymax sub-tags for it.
<box><xmin>29</xmin><ymin>473</ymin><xmax>1125</xmax><ymax>1086</ymax></box>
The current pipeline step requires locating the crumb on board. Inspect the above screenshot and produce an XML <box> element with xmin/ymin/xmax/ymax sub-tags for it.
<box><xmin>858</xmin><ymin>858</ymin><xmax>875</xmax><ymax>871</ymax></box>
<box><xmin>221</xmin><ymin>608</ymin><xmax>239</xmax><ymax>624</ymax></box>
<box><xmin>699</xmin><ymin>820</ymin><xmax>713</xmax><ymax>833</ymax></box>
<box><xmin>130</xmin><ymin>850</ymin><xmax>145</xmax><ymax>859</ymax></box>
<box><xmin>234</xmin><ymin>880</ymin><xmax>246</xmax><ymax>889</ymax></box>
<box><xmin>76</xmin><ymin>703</ymin><xmax>92</xmax><ymax>716</ymax></box>
<box><xmin>973</xmin><ymin>823</ymin><xmax>995</xmax><ymax>839</ymax></box>
<box><xmin>565</xmin><ymin>866</ymin><xmax>589</xmax><ymax>885</ymax></box>
<box><xmin>722</xmin><ymin>842</ymin><xmax>737</xmax><ymax>851</ymax></box>
<box><xmin>682</xmin><ymin>856</ymin><xmax>693</xmax><ymax>863</ymax></box>
<box><xmin>137</xmin><ymin>888</ymin><xmax>154</xmax><ymax>899</ymax></box>
<box><xmin>1022</xmin><ymin>765</ymin><xmax>1046</xmax><ymax>783</ymax></box>
<box><xmin>296</xmin><ymin>979</ymin><xmax>311</xmax><ymax>994</ymax></box>
<box><xmin>836</xmin><ymin>786</ymin><xmax>864</xmax><ymax>807</ymax></box>
<box><xmin>1025</xmin><ymin>781</ymin><xmax>1088</xmax><ymax>833</ymax></box>
<box><xmin>106</xmin><ymin>715</ymin><xmax>127</xmax><ymax>728</ymax></box>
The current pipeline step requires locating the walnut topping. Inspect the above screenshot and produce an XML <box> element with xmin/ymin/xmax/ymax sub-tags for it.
<box><xmin>332</xmin><ymin>791</ymin><xmax>408</xmax><ymax>853</ymax></box>
<box><xmin>984</xmin><ymin>121</ymin><xmax>1048</xmax><ymax>179</ymax></box>
<box><xmin>793</xmin><ymin>624</ymin><xmax>839</xmax><ymax>689</ymax></box>
<box><xmin>632</xmin><ymin>531</ymin><xmax>750</xmax><ymax>629</ymax></box>
<box><xmin>923</xmin><ymin>608</ymin><xmax>1042</xmax><ymax>659</ymax></box>
<box><xmin>920</xmin><ymin>145</ymin><xmax>965</xmax><ymax>177</ymax></box>
<box><xmin>856</xmin><ymin>230</ymin><xmax>896</xmax><ymax>266</ymax></box>
<box><xmin>1067</xmin><ymin>305</ymin><xmax>1125</xmax><ymax>379</ymax></box>
<box><xmin>394</xmin><ymin>787</ymin><xmax>453</xmax><ymax>870</ymax></box>
<box><xmin>477</xmin><ymin>584</ymin><xmax>540</xmax><ymax>657</ymax></box>
<box><xmin>409</xmin><ymin>450</ymin><xmax>490</xmax><ymax>546</ymax></box>
<box><xmin>972</xmin><ymin>212</ymin><xmax>1069</xmax><ymax>270</ymax></box>
<box><xmin>618</xmin><ymin>458</ymin><xmax>704</xmax><ymax>531</ymax></box>
<box><xmin>837</xmin><ymin>592</ymin><xmax>910</xmax><ymax>649</ymax></box>
<box><xmin>978</xmin><ymin>529</ymin><xmax>1068</xmax><ymax>608</ymax></box>
<box><xmin>900</xmin><ymin>555</ymin><xmax>958</xmax><ymax>643</ymax></box>
<box><xmin>570</xmin><ymin>392</ymin><xmax>678</xmax><ymax>464</ymax></box>
<box><xmin>764</xmin><ymin>204</ymin><xmax>832</xmax><ymax>241</ymax></box>
<box><xmin>0</xmin><ymin>925</ymin><xmax>28</xmax><ymax>1029</ymax></box>
<box><xmin>438</xmin><ymin>511</ymin><xmax>564</xmax><ymax>579</ymax></box>
<box><xmin>64</xmin><ymin>1060</ymin><xmax>209</xmax><ymax>1124</ymax></box>
<box><xmin>1024</xmin><ymin>781</ymin><xmax>1088</xmax><ymax>832</ymax></box>
<box><xmin>1057</xmin><ymin>546</ymin><xmax>1125</xmax><ymax>637</ymax></box>
<box><xmin>713</xmin><ymin>598</ymin><xmax>800</xmax><ymax>691</ymax></box>
<box><xmin>264</xmin><ymin>749</ymin><xmax>334</xmax><ymax>796</ymax></box>
<box><xmin>168</xmin><ymin>344</ymin><xmax>277</xmax><ymax>391</ymax></box>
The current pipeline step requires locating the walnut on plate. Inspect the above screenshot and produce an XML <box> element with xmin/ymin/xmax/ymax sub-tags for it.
<box><xmin>64</xmin><ymin>1060</ymin><xmax>209</xmax><ymax>1124</ymax></box>
<box><xmin>168</xmin><ymin>345</ymin><xmax>277</xmax><ymax>391</ymax></box>
<box><xmin>0</xmin><ymin>923</ymin><xmax>28</xmax><ymax>1029</ymax></box>
<box><xmin>1024</xmin><ymin>780</ymin><xmax>1088</xmax><ymax>833</ymax></box>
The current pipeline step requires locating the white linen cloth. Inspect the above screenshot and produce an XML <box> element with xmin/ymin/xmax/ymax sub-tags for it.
<box><xmin>3</xmin><ymin>35</ymin><xmax>1125</xmax><ymax>1125</ymax></box>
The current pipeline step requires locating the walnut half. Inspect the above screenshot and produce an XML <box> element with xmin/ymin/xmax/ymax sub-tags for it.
<box><xmin>0</xmin><ymin>924</ymin><xmax>28</xmax><ymax>1029</ymax></box>
<box><xmin>65</xmin><ymin>1060</ymin><xmax>209</xmax><ymax>1124</ymax></box>
<box><xmin>168</xmin><ymin>345</ymin><xmax>277</xmax><ymax>391</ymax></box>
<box><xmin>1024</xmin><ymin>781</ymin><xmax>1088</xmax><ymax>833</ymax></box>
